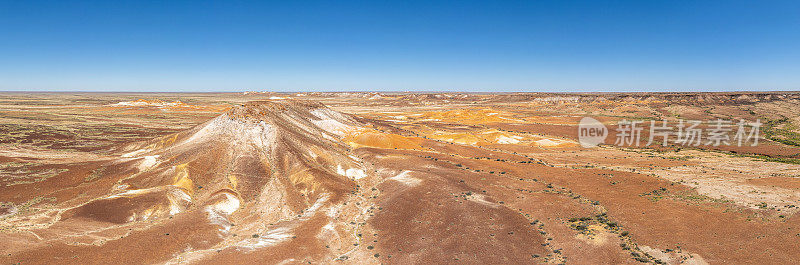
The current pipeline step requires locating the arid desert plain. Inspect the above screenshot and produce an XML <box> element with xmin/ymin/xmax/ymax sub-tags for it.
<box><xmin>2</xmin><ymin>92</ymin><xmax>800</xmax><ymax>264</ymax></box>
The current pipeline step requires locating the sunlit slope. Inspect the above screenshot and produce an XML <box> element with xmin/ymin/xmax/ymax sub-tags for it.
<box><xmin>4</xmin><ymin>100</ymin><xmax>372</xmax><ymax>263</ymax></box>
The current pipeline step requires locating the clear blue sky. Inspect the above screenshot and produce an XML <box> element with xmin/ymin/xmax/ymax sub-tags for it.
<box><xmin>1</xmin><ymin>0</ymin><xmax>799</xmax><ymax>92</ymax></box>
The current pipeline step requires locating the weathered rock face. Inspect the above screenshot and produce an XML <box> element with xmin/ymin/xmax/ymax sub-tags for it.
<box><xmin>2</xmin><ymin>100</ymin><xmax>372</xmax><ymax>263</ymax></box>
<box><xmin>104</xmin><ymin>100</ymin><xmax>363</xmax><ymax>221</ymax></box>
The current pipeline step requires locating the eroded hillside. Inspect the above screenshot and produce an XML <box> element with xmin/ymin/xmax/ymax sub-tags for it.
<box><xmin>2</xmin><ymin>92</ymin><xmax>800</xmax><ymax>264</ymax></box>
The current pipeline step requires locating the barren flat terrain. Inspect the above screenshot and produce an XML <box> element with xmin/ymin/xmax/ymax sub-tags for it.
<box><xmin>2</xmin><ymin>92</ymin><xmax>800</xmax><ymax>264</ymax></box>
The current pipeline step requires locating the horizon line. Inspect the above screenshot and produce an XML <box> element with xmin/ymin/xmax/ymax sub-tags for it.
<box><xmin>3</xmin><ymin>90</ymin><xmax>800</xmax><ymax>94</ymax></box>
